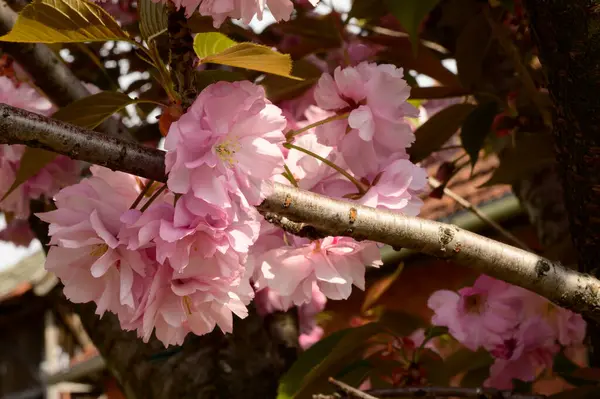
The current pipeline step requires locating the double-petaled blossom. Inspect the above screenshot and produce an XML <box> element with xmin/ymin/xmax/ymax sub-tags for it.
<box><xmin>428</xmin><ymin>274</ymin><xmax>586</xmax><ymax>389</ymax></box>
<box><xmin>314</xmin><ymin>62</ymin><xmax>418</xmax><ymax>177</ymax></box>
<box><xmin>0</xmin><ymin>76</ymin><xmax>78</xmax><ymax>218</ymax></box>
<box><xmin>485</xmin><ymin>317</ymin><xmax>559</xmax><ymax>389</ymax></box>
<box><xmin>129</xmin><ymin>251</ymin><xmax>252</xmax><ymax>346</ymax></box>
<box><xmin>427</xmin><ymin>275</ymin><xmax>523</xmax><ymax>351</ymax></box>
<box><xmin>165</xmin><ymin>80</ymin><xmax>287</xmax><ymax>209</ymax></box>
<box><xmin>256</xmin><ymin>236</ymin><xmax>382</xmax><ymax>305</ymax></box>
<box><xmin>37</xmin><ymin>166</ymin><xmax>150</xmax><ymax>319</ymax></box>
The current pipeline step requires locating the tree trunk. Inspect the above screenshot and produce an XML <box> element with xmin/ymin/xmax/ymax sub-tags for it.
<box><xmin>523</xmin><ymin>0</ymin><xmax>600</xmax><ymax>365</ymax></box>
<box><xmin>54</xmin><ymin>297</ymin><xmax>298</xmax><ymax>399</ymax></box>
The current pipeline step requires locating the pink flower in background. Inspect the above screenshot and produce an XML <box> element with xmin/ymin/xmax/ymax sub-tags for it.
<box><xmin>0</xmin><ymin>76</ymin><xmax>54</xmax><ymax>114</ymax></box>
<box><xmin>0</xmin><ymin>76</ymin><xmax>78</xmax><ymax>218</ymax></box>
<box><xmin>428</xmin><ymin>275</ymin><xmax>523</xmax><ymax>351</ymax></box>
<box><xmin>258</xmin><ymin>236</ymin><xmax>381</xmax><ymax>305</ymax></box>
<box><xmin>37</xmin><ymin>166</ymin><xmax>149</xmax><ymax>318</ymax></box>
<box><xmin>518</xmin><ymin>289</ymin><xmax>586</xmax><ymax>347</ymax></box>
<box><xmin>0</xmin><ymin>218</ymin><xmax>34</xmax><ymax>247</ymax></box>
<box><xmin>165</xmin><ymin>80</ymin><xmax>287</xmax><ymax>208</ymax></box>
<box><xmin>314</xmin><ymin>62</ymin><xmax>418</xmax><ymax>176</ymax></box>
<box><xmin>486</xmin><ymin>317</ymin><xmax>559</xmax><ymax>389</ymax></box>
<box><xmin>165</xmin><ymin>0</ymin><xmax>318</xmax><ymax>26</ymax></box>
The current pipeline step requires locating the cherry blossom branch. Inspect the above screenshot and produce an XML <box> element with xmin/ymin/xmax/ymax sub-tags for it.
<box><xmin>327</xmin><ymin>377</ymin><xmax>547</xmax><ymax>399</ymax></box>
<box><xmin>2</xmin><ymin>104</ymin><xmax>600</xmax><ymax>323</ymax></box>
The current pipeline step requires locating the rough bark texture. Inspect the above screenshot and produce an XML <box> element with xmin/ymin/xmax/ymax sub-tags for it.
<box><xmin>513</xmin><ymin>165</ymin><xmax>578</xmax><ymax>265</ymax></box>
<box><xmin>72</xmin><ymin>301</ymin><xmax>293</xmax><ymax>399</ymax></box>
<box><xmin>523</xmin><ymin>0</ymin><xmax>600</xmax><ymax>364</ymax></box>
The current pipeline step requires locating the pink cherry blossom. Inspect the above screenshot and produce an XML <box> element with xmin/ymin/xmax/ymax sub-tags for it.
<box><xmin>0</xmin><ymin>148</ymin><xmax>79</xmax><ymax>218</ymax></box>
<box><xmin>358</xmin><ymin>158</ymin><xmax>428</xmax><ymax>216</ymax></box>
<box><xmin>37</xmin><ymin>166</ymin><xmax>148</xmax><ymax>318</ymax></box>
<box><xmin>518</xmin><ymin>289</ymin><xmax>586</xmax><ymax>347</ymax></box>
<box><xmin>313</xmin><ymin>62</ymin><xmax>418</xmax><ymax>176</ymax></box>
<box><xmin>427</xmin><ymin>275</ymin><xmax>523</xmax><ymax>351</ymax></box>
<box><xmin>165</xmin><ymin>80</ymin><xmax>287</xmax><ymax>209</ymax></box>
<box><xmin>163</xmin><ymin>0</ymin><xmax>318</xmax><ymax>26</ymax></box>
<box><xmin>485</xmin><ymin>317</ymin><xmax>559</xmax><ymax>389</ymax></box>
<box><xmin>131</xmin><ymin>251</ymin><xmax>252</xmax><ymax>346</ymax></box>
<box><xmin>257</xmin><ymin>236</ymin><xmax>381</xmax><ymax>305</ymax></box>
<box><xmin>0</xmin><ymin>77</ymin><xmax>77</xmax><ymax>218</ymax></box>
<box><xmin>0</xmin><ymin>218</ymin><xmax>35</xmax><ymax>247</ymax></box>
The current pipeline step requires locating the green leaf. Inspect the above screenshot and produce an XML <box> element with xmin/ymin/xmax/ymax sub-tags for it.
<box><xmin>52</xmin><ymin>91</ymin><xmax>145</xmax><ymax>129</ymax></box>
<box><xmin>194</xmin><ymin>70</ymin><xmax>247</xmax><ymax>92</ymax></box>
<box><xmin>443</xmin><ymin>348</ymin><xmax>493</xmax><ymax>378</ymax></box>
<box><xmin>2</xmin><ymin>92</ymin><xmax>143</xmax><ymax>201</ymax></box>
<box><xmin>384</xmin><ymin>0</ymin><xmax>440</xmax><ymax>50</ymax></box>
<box><xmin>348</xmin><ymin>0</ymin><xmax>386</xmax><ymax>21</ymax></box>
<box><xmin>261</xmin><ymin>59</ymin><xmax>322</xmax><ymax>103</ymax></box>
<box><xmin>0</xmin><ymin>0</ymin><xmax>130</xmax><ymax>43</ymax></box>
<box><xmin>193</xmin><ymin>32</ymin><xmax>296</xmax><ymax>79</ymax></box>
<box><xmin>377</xmin><ymin>310</ymin><xmax>425</xmax><ymax>337</ymax></box>
<box><xmin>455</xmin><ymin>14</ymin><xmax>492</xmax><ymax>90</ymax></box>
<box><xmin>460</xmin><ymin>101</ymin><xmax>499</xmax><ymax>167</ymax></box>
<box><xmin>139</xmin><ymin>0</ymin><xmax>167</xmax><ymax>41</ymax></box>
<box><xmin>277</xmin><ymin>329</ymin><xmax>351</xmax><ymax>399</ymax></box>
<box><xmin>420</xmin><ymin>349</ymin><xmax>449</xmax><ymax>386</ymax></box>
<box><xmin>409</xmin><ymin>103</ymin><xmax>476</xmax><ymax>163</ymax></box>
<box><xmin>422</xmin><ymin>326</ymin><xmax>448</xmax><ymax>343</ymax></box>
<box><xmin>361</xmin><ymin>263</ymin><xmax>404</xmax><ymax>313</ymax></box>
<box><xmin>481</xmin><ymin>133</ymin><xmax>556</xmax><ymax>186</ymax></box>
<box><xmin>460</xmin><ymin>365</ymin><xmax>490</xmax><ymax>388</ymax></box>
<box><xmin>336</xmin><ymin>359</ymin><xmax>372</xmax><ymax>389</ymax></box>
<box><xmin>278</xmin><ymin>323</ymin><xmax>383</xmax><ymax>399</ymax></box>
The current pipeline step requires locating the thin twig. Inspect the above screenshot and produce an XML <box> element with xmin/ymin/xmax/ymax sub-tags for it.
<box><xmin>328</xmin><ymin>378</ymin><xmax>379</xmax><ymax>399</ymax></box>
<box><xmin>428</xmin><ymin>176</ymin><xmax>532</xmax><ymax>250</ymax></box>
<box><xmin>356</xmin><ymin>386</ymin><xmax>546</xmax><ymax>399</ymax></box>
<box><xmin>2</xmin><ymin>104</ymin><xmax>600</xmax><ymax>322</ymax></box>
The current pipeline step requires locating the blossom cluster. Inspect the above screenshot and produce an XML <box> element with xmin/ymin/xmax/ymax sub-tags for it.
<box><xmin>145</xmin><ymin>0</ymin><xmax>319</xmax><ymax>26</ymax></box>
<box><xmin>36</xmin><ymin>61</ymin><xmax>426</xmax><ymax>347</ymax></box>
<box><xmin>428</xmin><ymin>275</ymin><xmax>586</xmax><ymax>389</ymax></box>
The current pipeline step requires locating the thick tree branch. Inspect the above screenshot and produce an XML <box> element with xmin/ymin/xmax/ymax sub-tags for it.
<box><xmin>2</xmin><ymin>105</ymin><xmax>600</xmax><ymax>324</ymax></box>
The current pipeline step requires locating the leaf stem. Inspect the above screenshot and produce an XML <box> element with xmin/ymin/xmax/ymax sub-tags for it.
<box><xmin>130</xmin><ymin>180</ymin><xmax>156</xmax><ymax>209</ymax></box>
<box><xmin>284</xmin><ymin>142</ymin><xmax>366</xmax><ymax>194</ymax></box>
<box><xmin>283</xmin><ymin>164</ymin><xmax>299</xmax><ymax>187</ymax></box>
<box><xmin>140</xmin><ymin>184</ymin><xmax>167</xmax><ymax>212</ymax></box>
<box><xmin>285</xmin><ymin>112</ymin><xmax>350</xmax><ymax>141</ymax></box>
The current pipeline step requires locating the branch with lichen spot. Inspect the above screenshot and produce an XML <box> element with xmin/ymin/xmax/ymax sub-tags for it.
<box><xmin>1</xmin><ymin>103</ymin><xmax>600</xmax><ymax>323</ymax></box>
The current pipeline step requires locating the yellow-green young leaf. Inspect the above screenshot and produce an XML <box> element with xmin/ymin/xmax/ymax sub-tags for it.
<box><xmin>139</xmin><ymin>0</ymin><xmax>168</xmax><ymax>41</ymax></box>
<box><xmin>361</xmin><ymin>263</ymin><xmax>404</xmax><ymax>313</ymax></box>
<box><xmin>0</xmin><ymin>0</ymin><xmax>129</xmax><ymax>43</ymax></box>
<box><xmin>51</xmin><ymin>91</ymin><xmax>145</xmax><ymax>128</ymax></box>
<box><xmin>261</xmin><ymin>59</ymin><xmax>322</xmax><ymax>103</ymax></box>
<box><xmin>2</xmin><ymin>91</ymin><xmax>143</xmax><ymax>201</ymax></box>
<box><xmin>194</xmin><ymin>32</ymin><xmax>297</xmax><ymax>79</ymax></box>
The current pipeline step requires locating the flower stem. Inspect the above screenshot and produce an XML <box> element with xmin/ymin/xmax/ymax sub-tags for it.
<box><xmin>284</xmin><ymin>143</ymin><xmax>366</xmax><ymax>194</ymax></box>
<box><xmin>130</xmin><ymin>180</ymin><xmax>155</xmax><ymax>209</ymax></box>
<box><xmin>283</xmin><ymin>164</ymin><xmax>299</xmax><ymax>187</ymax></box>
<box><xmin>140</xmin><ymin>184</ymin><xmax>167</xmax><ymax>212</ymax></box>
<box><xmin>285</xmin><ymin>112</ymin><xmax>350</xmax><ymax>141</ymax></box>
